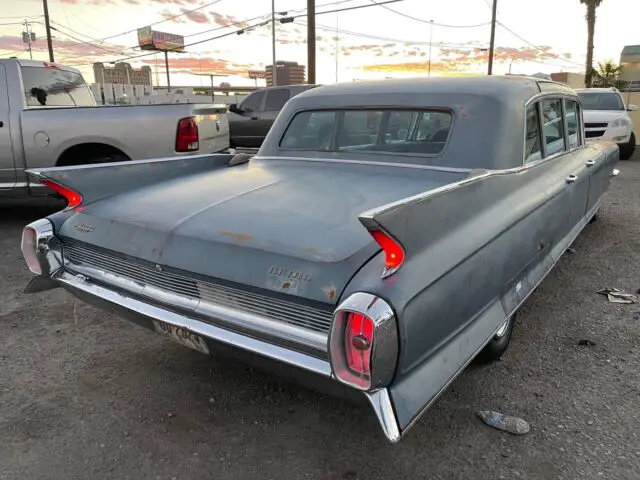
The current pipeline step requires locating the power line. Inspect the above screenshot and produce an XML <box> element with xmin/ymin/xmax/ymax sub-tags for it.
<box><xmin>365</xmin><ymin>0</ymin><xmax>492</xmax><ymax>28</ymax></box>
<box><xmin>65</xmin><ymin>0</ymin><xmax>404</xmax><ymax>66</ymax></box>
<box><xmin>496</xmin><ymin>20</ymin><xmax>583</xmax><ymax>67</ymax></box>
<box><xmin>49</xmin><ymin>25</ymin><xmax>129</xmax><ymax>55</ymax></box>
<box><xmin>300</xmin><ymin>20</ymin><xmax>488</xmax><ymax>49</ymax></box>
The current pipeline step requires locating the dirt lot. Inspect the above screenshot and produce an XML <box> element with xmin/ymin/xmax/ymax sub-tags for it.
<box><xmin>2</xmin><ymin>152</ymin><xmax>640</xmax><ymax>480</ymax></box>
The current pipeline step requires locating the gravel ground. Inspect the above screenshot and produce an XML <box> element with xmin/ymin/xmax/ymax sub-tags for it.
<box><xmin>2</xmin><ymin>152</ymin><xmax>640</xmax><ymax>480</ymax></box>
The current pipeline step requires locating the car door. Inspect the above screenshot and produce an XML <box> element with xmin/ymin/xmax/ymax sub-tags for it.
<box><xmin>232</xmin><ymin>90</ymin><xmax>266</xmax><ymax>148</ymax></box>
<box><xmin>574</xmin><ymin>97</ymin><xmax>615</xmax><ymax>217</ymax></box>
<box><xmin>0</xmin><ymin>63</ymin><xmax>16</xmax><ymax>190</ymax></box>
<box><xmin>541</xmin><ymin>98</ymin><xmax>590</xmax><ymax>239</ymax></box>
<box><xmin>259</xmin><ymin>88</ymin><xmax>291</xmax><ymax>138</ymax></box>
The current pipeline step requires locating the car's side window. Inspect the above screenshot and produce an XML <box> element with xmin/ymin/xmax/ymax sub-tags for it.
<box><xmin>525</xmin><ymin>103</ymin><xmax>542</xmax><ymax>162</ymax></box>
<box><xmin>264</xmin><ymin>89</ymin><xmax>290</xmax><ymax>112</ymax></box>
<box><xmin>240</xmin><ymin>91</ymin><xmax>265</xmax><ymax>112</ymax></box>
<box><xmin>565</xmin><ymin>99</ymin><xmax>582</xmax><ymax>149</ymax></box>
<box><xmin>541</xmin><ymin>99</ymin><xmax>566</xmax><ymax>156</ymax></box>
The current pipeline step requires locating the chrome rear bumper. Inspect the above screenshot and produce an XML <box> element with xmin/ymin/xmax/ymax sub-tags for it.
<box><xmin>21</xmin><ymin>218</ymin><xmax>402</xmax><ymax>443</ymax></box>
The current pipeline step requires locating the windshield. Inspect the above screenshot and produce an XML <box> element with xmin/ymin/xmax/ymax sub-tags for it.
<box><xmin>279</xmin><ymin>109</ymin><xmax>453</xmax><ymax>157</ymax></box>
<box><xmin>21</xmin><ymin>66</ymin><xmax>95</xmax><ymax>107</ymax></box>
<box><xmin>577</xmin><ymin>92</ymin><xmax>625</xmax><ymax>111</ymax></box>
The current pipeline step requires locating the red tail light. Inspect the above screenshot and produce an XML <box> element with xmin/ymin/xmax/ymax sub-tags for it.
<box><xmin>176</xmin><ymin>116</ymin><xmax>199</xmax><ymax>152</ymax></box>
<box><xmin>370</xmin><ymin>229</ymin><xmax>405</xmax><ymax>276</ymax></box>
<box><xmin>344</xmin><ymin>312</ymin><xmax>375</xmax><ymax>377</ymax></box>
<box><xmin>329</xmin><ymin>293</ymin><xmax>399</xmax><ymax>391</ymax></box>
<box><xmin>41</xmin><ymin>179</ymin><xmax>83</xmax><ymax>209</ymax></box>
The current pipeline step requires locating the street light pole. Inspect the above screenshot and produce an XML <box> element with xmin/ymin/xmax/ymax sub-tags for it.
<box><xmin>487</xmin><ymin>0</ymin><xmax>498</xmax><ymax>75</ymax></box>
<box><xmin>428</xmin><ymin>20</ymin><xmax>433</xmax><ymax>77</ymax></box>
<box><xmin>271</xmin><ymin>0</ymin><xmax>277</xmax><ymax>86</ymax></box>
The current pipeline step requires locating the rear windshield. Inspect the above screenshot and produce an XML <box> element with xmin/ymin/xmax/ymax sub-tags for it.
<box><xmin>279</xmin><ymin>109</ymin><xmax>453</xmax><ymax>156</ymax></box>
<box><xmin>21</xmin><ymin>66</ymin><xmax>95</xmax><ymax>107</ymax></box>
<box><xmin>577</xmin><ymin>92</ymin><xmax>624</xmax><ymax>111</ymax></box>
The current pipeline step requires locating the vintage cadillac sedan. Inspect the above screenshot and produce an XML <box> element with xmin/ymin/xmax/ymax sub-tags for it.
<box><xmin>21</xmin><ymin>76</ymin><xmax>619</xmax><ymax>443</ymax></box>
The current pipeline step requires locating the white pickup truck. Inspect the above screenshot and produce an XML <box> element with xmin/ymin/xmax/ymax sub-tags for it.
<box><xmin>0</xmin><ymin>58</ymin><xmax>230</xmax><ymax>198</ymax></box>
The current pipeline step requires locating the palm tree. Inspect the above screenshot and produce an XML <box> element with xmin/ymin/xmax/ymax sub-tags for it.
<box><xmin>594</xmin><ymin>60</ymin><xmax>621</xmax><ymax>86</ymax></box>
<box><xmin>579</xmin><ymin>0</ymin><xmax>603</xmax><ymax>87</ymax></box>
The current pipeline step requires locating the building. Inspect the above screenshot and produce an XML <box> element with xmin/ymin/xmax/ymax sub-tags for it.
<box><xmin>550</xmin><ymin>72</ymin><xmax>585</xmax><ymax>89</ymax></box>
<box><xmin>620</xmin><ymin>45</ymin><xmax>640</xmax><ymax>92</ymax></box>
<box><xmin>93</xmin><ymin>62</ymin><xmax>152</xmax><ymax>86</ymax></box>
<box><xmin>264</xmin><ymin>61</ymin><xmax>306</xmax><ymax>87</ymax></box>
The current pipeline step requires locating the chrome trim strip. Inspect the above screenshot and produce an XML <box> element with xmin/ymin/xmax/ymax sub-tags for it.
<box><xmin>56</xmin><ymin>270</ymin><xmax>333</xmax><ymax>378</ymax></box>
<box><xmin>364</xmin><ymin>388</ymin><xmax>401</xmax><ymax>443</ymax></box>
<box><xmin>255</xmin><ymin>156</ymin><xmax>472</xmax><ymax>174</ymax></box>
<box><xmin>65</xmin><ymin>261</ymin><xmax>329</xmax><ymax>354</ymax></box>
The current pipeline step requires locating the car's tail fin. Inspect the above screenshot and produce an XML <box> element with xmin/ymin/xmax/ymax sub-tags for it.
<box><xmin>28</xmin><ymin>152</ymin><xmax>240</xmax><ymax>207</ymax></box>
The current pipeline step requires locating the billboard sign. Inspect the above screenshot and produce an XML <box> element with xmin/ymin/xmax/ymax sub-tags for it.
<box><xmin>137</xmin><ymin>27</ymin><xmax>185</xmax><ymax>53</ymax></box>
<box><xmin>248</xmin><ymin>69</ymin><xmax>265</xmax><ymax>79</ymax></box>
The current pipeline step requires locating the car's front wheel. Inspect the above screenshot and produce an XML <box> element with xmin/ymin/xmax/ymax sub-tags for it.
<box><xmin>619</xmin><ymin>133</ymin><xmax>636</xmax><ymax>160</ymax></box>
<box><xmin>477</xmin><ymin>312</ymin><xmax>517</xmax><ymax>363</ymax></box>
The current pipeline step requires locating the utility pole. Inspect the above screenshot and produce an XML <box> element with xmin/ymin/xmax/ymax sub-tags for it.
<box><xmin>22</xmin><ymin>20</ymin><xmax>36</xmax><ymax>60</ymax></box>
<box><xmin>271</xmin><ymin>0</ymin><xmax>277</xmax><ymax>86</ymax></box>
<box><xmin>42</xmin><ymin>0</ymin><xmax>55</xmax><ymax>62</ymax></box>
<box><xmin>334</xmin><ymin>11</ymin><xmax>339</xmax><ymax>83</ymax></box>
<box><xmin>307</xmin><ymin>0</ymin><xmax>316</xmax><ymax>84</ymax></box>
<box><xmin>487</xmin><ymin>0</ymin><xmax>497</xmax><ymax>75</ymax></box>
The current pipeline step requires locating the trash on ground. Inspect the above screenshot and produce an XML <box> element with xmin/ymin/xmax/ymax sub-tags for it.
<box><xmin>578</xmin><ymin>339</ymin><xmax>597</xmax><ymax>347</ymax></box>
<box><xmin>477</xmin><ymin>410</ymin><xmax>530</xmax><ymax>435</ymax></box>
<box><xmin>566</xmin><ymin>247</ymin><xmax>576</xmax><ymax>254</ymax></box>
<box><xmin>597</xmin><ymin>288</ymin><xmax>637</xmax><ymax>304</ymax></box>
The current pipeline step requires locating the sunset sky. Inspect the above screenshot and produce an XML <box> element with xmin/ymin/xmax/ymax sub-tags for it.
<box><xmin>1</xmin><ymin>0</ymin><xmax>638</xmax><ymax>87</ymax></box>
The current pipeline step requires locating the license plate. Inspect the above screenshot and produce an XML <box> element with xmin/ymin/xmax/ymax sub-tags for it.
<box><xmin>153</xmin><ymin>320</ymin><xmax>210</xmax><ymax>355</ymax></box>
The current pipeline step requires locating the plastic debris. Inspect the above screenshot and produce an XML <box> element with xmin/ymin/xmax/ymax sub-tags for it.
<box><xmin>578</xmin><ymin>339</ymin><xmax>597</xmax><ymax>347</ymax></box>
<box><xmin>477</xmin><ymin>411</ymin><xmax>530</xmax><ymax>435</ymax></box>
<box><xmin>597</xmin><ymin>288</ymin><xmax>637</xmax><ymax>304</ymax></box>
<box><xmin>566</xmin><ymin>247</ymin><xmax>576</xmax><ymax>254</ymax></box>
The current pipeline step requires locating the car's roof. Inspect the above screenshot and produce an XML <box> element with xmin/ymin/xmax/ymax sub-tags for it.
<box><xmin>294</xmin><ymin>75</ymin><xmax>575</xmax><ymax>105</ymax></box>
<box><xmin>575</xmin><ymin>87</ymin><xmax>619</xmax><ymax>93</ymax></box>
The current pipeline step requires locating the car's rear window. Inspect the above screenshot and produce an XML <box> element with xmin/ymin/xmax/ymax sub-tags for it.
<box><xmin>279</xmin><ymin>109</ymin><xmax>453</xmax><ymax>156</ymax></box>
<box><xmin>21</xmin><ymin>66</ymin><xmax>95</xmax><ymax>107</ymax></box>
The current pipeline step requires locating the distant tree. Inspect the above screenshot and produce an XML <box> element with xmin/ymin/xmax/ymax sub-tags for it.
<box><xmin>593</xmin><ymin>60</ymin><xmax>628</xmax><ymax>90</ymax></box>
<box><xmin>579</xmin><ymin>0</ymin><xmax>603</xmax><ymax>87</ymax></box>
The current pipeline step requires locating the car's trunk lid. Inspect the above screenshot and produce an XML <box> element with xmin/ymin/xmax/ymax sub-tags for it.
<box><xmin>58</xmin><ymin>158</ymin><xmax>466</xmax><ymax>304</ymax></box>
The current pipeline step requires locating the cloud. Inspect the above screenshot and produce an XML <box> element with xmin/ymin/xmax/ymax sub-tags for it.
<box><xmin>141</xmin><ymin>56</ymin><xmax>252</xmax><ymax>76</ymax></box>
<box><xmin>123</xmin><ymin>0</ymin><xmax>140</xmax><ymax>4</ymax></box>
<box><xmin>0</xmin><ymin>34</ymin><xmax>130</xmax><ymax>67</ymax></box>
<box><xmin>210</xmin><ymin>11</ymin><xmax>244</xmax><ymax>27</ymax></box>
<box><xmin>181</xmin><ymin>7</ymin><xmax>209</xmax><ymax>23</ymax></box>
<box><xmin>160</xmin><ymin>9</ymin><xmax>187</xmax><ymax>23</ymax></box>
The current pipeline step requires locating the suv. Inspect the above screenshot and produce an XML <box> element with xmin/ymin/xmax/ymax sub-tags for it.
<box><xmin>575</xmin><ymin>87</ymin><xmax>637</xmax><ymax>160</ymax></box>
<box><xmin>227</xmin><ymin>84</ymin><xmax>320</xmax><ymax>149</ymax></box>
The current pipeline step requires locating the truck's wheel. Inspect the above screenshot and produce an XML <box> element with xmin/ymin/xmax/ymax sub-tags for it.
<box><xmin>619</xmin><ymin>133</ymin><xmax>636</xmax><ymax>160</ymax></box>
<box><xmin>477</xmin><ymin>312</ymin><xmax>517</xmax><ymax>363</ymax></box>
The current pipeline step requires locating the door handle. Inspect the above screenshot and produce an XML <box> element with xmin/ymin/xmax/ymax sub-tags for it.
<box><xmin>566</xmin><ymin>174</ymin><xmax>577</xmax><ymax>184</ymax></box>
<box><xmin>586</xmin><ymin>160</ymin><xmax>595</xmax><ymax>167</ymax></box>
<box><xmin>0</xmin><ymin>121</ymin><xmax>3</xmax><ymax>127</ymax></box>
<box><xmin>250</xmin><ymin>116</ymin><xmax>258</xmax><ymax>120</ymax></box>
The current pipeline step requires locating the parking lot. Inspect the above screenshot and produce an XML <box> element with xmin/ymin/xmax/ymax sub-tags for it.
<box><xmin>2</xmin><ymin>151</ymin><xmax>640</xmax><ymax>480</ymax></box>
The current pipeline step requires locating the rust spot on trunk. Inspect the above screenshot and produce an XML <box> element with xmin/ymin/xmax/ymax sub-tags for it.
<box><xmin>219</xmin><ymin>230</ymin><xmax>253</xmax><ymax>243</ymax></box>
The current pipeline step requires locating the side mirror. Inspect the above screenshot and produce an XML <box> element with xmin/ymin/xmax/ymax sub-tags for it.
<box><xmin>228</xmin><ymin>103</ymin><xmax>241</xmax><ymax>114</ymax></box>
<box><xmin>626</xmin><ymin>104</ymin><xmax>638</xmax><ymax>112</ymax></box>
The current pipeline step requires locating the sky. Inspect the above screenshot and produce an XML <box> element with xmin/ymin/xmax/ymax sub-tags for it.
<box><xmin>0</xmin><ymin>0</ymin><xmax>638</xmax><ymax>87</ymax></box>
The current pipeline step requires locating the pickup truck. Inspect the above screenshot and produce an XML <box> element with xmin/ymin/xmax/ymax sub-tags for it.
<box><xmin>21</xmin><ymin>76</ymin><xmax>618</xmax><ymax>443</ymax></box>
<box><xmin>0</xmin><ymin>58</ymin><xmax>230</xmax><ymax>198</ymax></box>
<box><xmin>227</xmin><ymin>84</ymin><xmax>318</xmax><ymax>149</ymax></box>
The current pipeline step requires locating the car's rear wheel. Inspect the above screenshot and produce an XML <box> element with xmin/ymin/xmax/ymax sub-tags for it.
<box><xmin>619</xmin><ymin>133</ymin><xmax>636</xmax><ymax>160</ymax></box>
<box><xmin>477</xmin><ymin>312</ymin><xmax>517</xmax><ymax>363</ymax></box>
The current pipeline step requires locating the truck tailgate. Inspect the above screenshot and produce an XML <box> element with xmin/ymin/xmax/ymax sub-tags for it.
<box><xmin>194</xmin><ymin>105</ymin><xmax>230</xmax><ymax>153</ymax></box>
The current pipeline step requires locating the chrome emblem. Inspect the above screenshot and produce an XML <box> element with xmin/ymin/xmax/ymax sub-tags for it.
<box><xmin>155</xmin><ymin>264</ymin><xmax>163</xmax><ymax>272</ymax></box>
<box><xmin>74</xmin><ymin>223</ymin><xmax>95</xmax><ymax>233</ymax></box>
